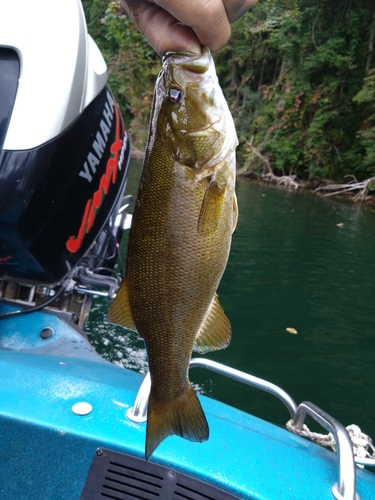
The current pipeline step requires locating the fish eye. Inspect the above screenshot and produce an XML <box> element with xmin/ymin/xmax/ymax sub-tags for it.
<box><xmin>168</xmin><ymin>88</ymin><xmax>182</xmax><ymax>104</ymax></box>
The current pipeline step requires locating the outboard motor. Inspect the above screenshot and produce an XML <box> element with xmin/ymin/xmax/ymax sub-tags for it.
<box><xmin>0</xmin><ymin>0</ymin><xmax>131</xmax><ymax>327</ymax></box>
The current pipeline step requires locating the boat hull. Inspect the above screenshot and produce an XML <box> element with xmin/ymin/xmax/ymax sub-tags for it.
<box><xmin>0</xmin><ymin>302</ymin><xmax>374</xmax><ymax>499</ymax></box>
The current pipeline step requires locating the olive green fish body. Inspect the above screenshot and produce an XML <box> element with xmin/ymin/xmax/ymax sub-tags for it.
<box><xmin>108</xmin><ymin>48</ymin><xmax>238</xmax><ymax>460</ymax></box>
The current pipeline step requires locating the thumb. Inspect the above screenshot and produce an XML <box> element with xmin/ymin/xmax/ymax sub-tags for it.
<box><xmin>121</xmin><ymin>0</ymin><xmax>202</xmax><ymax>56</ymax></box>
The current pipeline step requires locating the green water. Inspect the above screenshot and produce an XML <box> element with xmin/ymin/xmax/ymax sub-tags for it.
<box><xmin>86</xmin><ymin>161</ymin><xmax>375</xmax><ymax>440</ymax></box>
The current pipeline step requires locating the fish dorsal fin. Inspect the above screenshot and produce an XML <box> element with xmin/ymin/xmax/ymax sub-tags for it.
<box><xmin>193</xmin><ymin>294</ymin><xmax>231</xmax><ymax>353</ymax></box>
<box><xmin>107</xmin><ymin>277</ymin><xmax>136</xmax><ymax>331</ymax></box>
<box><xmin>197</xmin><ymin>177</ymin><xmax>226</xmax><ymax>234</ymax></box>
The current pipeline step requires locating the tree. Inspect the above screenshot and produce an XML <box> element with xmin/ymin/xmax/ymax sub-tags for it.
<box><xmin>353</xmin><ymin>69</ymin><xmax>375</xmax><ymax>176</ymax></box>
<box><xmin>84</xmin><ymin>0</ymin><xmax>375</xmax><ymax>182</ymax></box>
<box><xmin>215</xmin><ymin>0</ymin><xmax>375</xmax><ymax>181</ymax></box>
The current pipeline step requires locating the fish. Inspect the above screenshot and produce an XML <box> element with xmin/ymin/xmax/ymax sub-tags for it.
<box><xmin>108</xmin><ymin>47</ymin><xmax>238</xmax><ymax>460</ymax></box>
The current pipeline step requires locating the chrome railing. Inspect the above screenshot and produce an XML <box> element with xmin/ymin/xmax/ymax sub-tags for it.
<box><xmin>127</xmin><ymin>358</ymin><xmax>363</xmax><ymax>500</ymax></box>
<box><xmin>292</xmin><ymin>402</ymin><xmax>360</xmax><ymax>500</ymax></box>
<box><xmin>126</xmin><ymin>357</ymin><xmax>297</xmax><ymax>422</ymax></box>
<box><xmin>189</xmin><ymin>358</ymin><xmax>297</xmax><ymax>418</ymax></box>
<box><xmin>126</xmin><ymin>372</ymin><xmax>150</xmax><ymax>423</ymax></box>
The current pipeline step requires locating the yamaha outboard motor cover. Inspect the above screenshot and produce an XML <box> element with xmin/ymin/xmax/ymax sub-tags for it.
<box><xmin>0</xmin><ymin>0</ymin><xmax>131</xmax><ymax>284</ymax></box>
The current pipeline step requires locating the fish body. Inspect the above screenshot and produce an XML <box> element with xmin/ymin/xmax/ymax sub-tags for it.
<box><xmin>108</xmin><ymin>48</ymin><xmax>238</xmax><ymax>460</ymax></box>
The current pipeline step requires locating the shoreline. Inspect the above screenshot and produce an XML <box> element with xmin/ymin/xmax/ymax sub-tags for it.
<box><xmin>238</xmin><ymin>171</ymin><xmax>375</xmax><ymax>206</ymax></box>
<box><xmin>131</xmin><ymin>148</ymin><xmax>375</xmax><ymax>205</ymax></box>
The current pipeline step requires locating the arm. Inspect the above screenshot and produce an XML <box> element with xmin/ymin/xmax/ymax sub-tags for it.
<box><xmin>121</xmin><ymin>0</ymin><xmax>258</xmax><ymax>56</ymax></box>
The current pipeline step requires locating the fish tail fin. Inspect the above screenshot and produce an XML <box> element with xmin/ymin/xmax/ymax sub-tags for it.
<box><xmin>145</xmin><ymin>384</ymin><xmax>209</xmax><ymax>460</ymax></box>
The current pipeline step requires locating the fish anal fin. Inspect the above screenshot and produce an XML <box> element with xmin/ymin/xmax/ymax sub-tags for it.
<box><xmin>146</xmin><ymin>384</ymin><xmax>209</xmax><ymax>460</ymax></box>
<box><xmin>193</xmin><ymin>294</ymin><xmax>231</xmax><ymax>353</ymax></box>
<box><xmin>107</xmin><ymin>277</ymin><xmax>136</xmax><ymax>331</ymax></box>
<box><xmin>197</xmin><ymin>178</ymin><xmax>226</xmax><ymax>234</ymax></box>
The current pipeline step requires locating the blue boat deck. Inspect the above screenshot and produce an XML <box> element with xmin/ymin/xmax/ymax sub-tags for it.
<box><xmin>0</xmin><ymin>303</ymin><xmax>374</xmax><ymax>499</ymax></box>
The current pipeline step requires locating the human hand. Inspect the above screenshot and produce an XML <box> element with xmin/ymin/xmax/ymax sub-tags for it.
<box><xmin>121</xmin><ymin>0</ymin><xmax>257</xmax><ymax>56</ymax></box>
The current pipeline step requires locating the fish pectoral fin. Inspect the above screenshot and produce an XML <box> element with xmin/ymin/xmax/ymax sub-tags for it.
<box><xmin>232</xmin><ymin>192</ymin><xmax>239</xmax><ymax>233</ymax></box>
<box><xmin>107</xmin><ymin>277</ymin><xmax>136</xmax><ymax>331</ymax></box>
<box><xmin>193</xmin><ymin>294</ymin><xmax>231</xmax><ymax>353</ymax></box>
<box><xmin>197</xmin><ymin>177</ymin><xmax>226</xmax><ymax>234</ymax></box>
<box><xmin>146</xmin><ymin>384</ymin><xmax>209</xmax><ymax>460</ymax></box>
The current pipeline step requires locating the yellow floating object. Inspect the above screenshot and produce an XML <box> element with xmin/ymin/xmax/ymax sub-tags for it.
<box><xmin>286</xmin><ymin>327</ymin><xmax>298</xmax><ymax>334</ymax></box>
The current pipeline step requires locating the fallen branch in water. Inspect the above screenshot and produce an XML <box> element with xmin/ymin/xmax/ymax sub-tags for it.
<box><xmin>245</xmin><ymin>139</ymin><xmax>299</xmax><ymax>189</ymax></box>
<box><xmin>314</xmin><ymin>175</ymin><xmax>375</xmax><ymax>201</ymax></box>
<box><xmin>261</xmin><ymin>171</ymin><xmax>299</xmax><ymax>189</ymax></box>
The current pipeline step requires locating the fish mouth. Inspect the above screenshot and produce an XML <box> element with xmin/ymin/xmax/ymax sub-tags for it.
<box><xmin>163</xmin><ymin>46</ymin><xmax>210</xmax><ymax>61</ymax></box>
<box><xmin>163</xmin><ymin>47</ymin><xmax>211</xmax><ymax>75</ymax></box>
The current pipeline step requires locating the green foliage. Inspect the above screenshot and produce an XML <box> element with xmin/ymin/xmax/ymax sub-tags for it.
<box><xmin>81</xmin><ymin>0</ymin><xmax>93</xmax><ymax>22</ymax></box>
<box><xmin>103</xmin><ymin>2</ymin><xmax>160</xmax><ymax>148</ymax></box>
<box><xmin>214</xmin><ymin>0</ymin><xmax>375</xmax><ymax>181</ymax></box>
<box><xmin>88</xmin><ymin>0</ymin><xmax>109</xmax><ymax>48</ymax></box>
<box><xmin>353</xmin><ymin>69</ymin><xmax>375</xmax><ymax>175</ymax></box>
<box><xmin>84</xmin><ymin>0</ymin><xmax>375</xmax><ymax>179</ymax></box>
<box><xmin>353</xmin><ymin>68</ymin><xmax>375</xmax><ymax>111</ymax></box>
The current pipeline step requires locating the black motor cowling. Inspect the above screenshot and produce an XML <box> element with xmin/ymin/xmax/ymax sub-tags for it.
<box><xmin>0</xmin><ymin>0</ymin><xmax>131</xmax><ymax>285</ymax></box>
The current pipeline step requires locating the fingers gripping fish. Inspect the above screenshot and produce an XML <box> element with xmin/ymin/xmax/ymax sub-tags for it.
<box><xmin>108</xmin><ymin>47</ymin><xmax>238</xmax><ymax>460</ymax></box>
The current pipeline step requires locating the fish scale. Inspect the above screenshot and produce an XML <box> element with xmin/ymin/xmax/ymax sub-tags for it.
<box><xmin>108</xmin><ymin>47</ymin><xmax>238</xmax><ymax>460</ymax></box>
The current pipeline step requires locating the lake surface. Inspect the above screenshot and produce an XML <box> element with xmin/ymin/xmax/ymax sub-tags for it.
<box><xmin>86</xmin><ymin>161</ymin><xmax>375</xmax><ymax>441</ymax></box>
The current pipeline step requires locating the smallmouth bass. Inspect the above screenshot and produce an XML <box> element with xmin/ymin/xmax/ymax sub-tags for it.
<box><xmin>108</xmin><ymin>47</ymin><xmax>238</xmax><ymax>460</ymax></box>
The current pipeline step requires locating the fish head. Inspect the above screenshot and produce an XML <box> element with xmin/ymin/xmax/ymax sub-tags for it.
<box><xmin>152</xmin><ymin>47</ymin><xmax>237</xmax><ymax>170</ymax></box>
